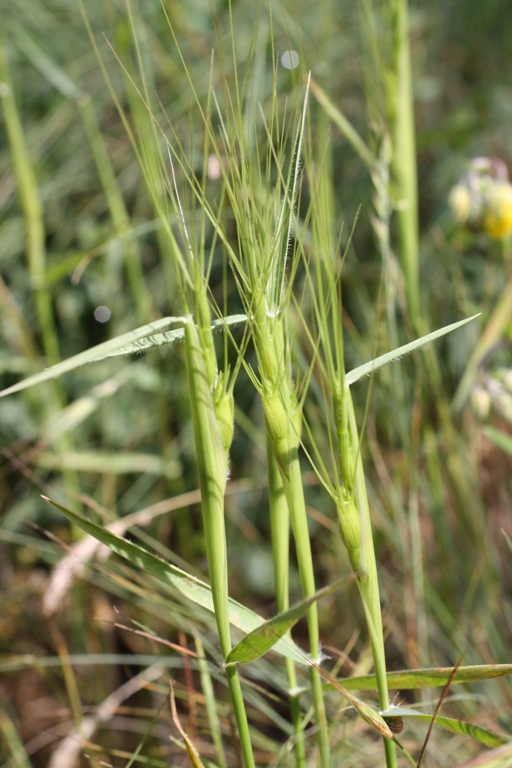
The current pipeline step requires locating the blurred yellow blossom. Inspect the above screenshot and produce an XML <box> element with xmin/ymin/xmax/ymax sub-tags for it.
<box><xmin>449</xmin><ymin>157</ymin><xmax>512</xmax><ymax>240</ymax></box>
<box><xmin>482</xmin><ymin>181</ymin><xmax>512</xmax><ymax>240</ymax></box>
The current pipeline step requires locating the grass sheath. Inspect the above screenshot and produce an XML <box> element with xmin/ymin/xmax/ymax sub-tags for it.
<box><xmin>183</xmin><ymin>317</ymin><xmax>255</xmax><ymax>768</ymax></box>
<box><xmin>257</xmin><ymin>316</ymin><xmax>331</xmax><ymax>767</ymax></box>
<box><xmin>267</xmin><ymin>434</ymin><xmax>307</xmax><ymax>767</ymax></box>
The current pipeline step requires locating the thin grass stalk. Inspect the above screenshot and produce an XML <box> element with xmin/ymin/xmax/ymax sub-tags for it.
<box><xmin>355</xmin><ymin>0</ymin><xmax>419</xmax><ymax>326</ymax></box>
<box><xmin>267</xmin><ymin>434</ymin><xmax>306</xmax><ymax>767</ymax></box>
<box><xmin>329</xmin><ymin>362</ymin><xmax>396</xmax><ymax>765</ymax></box>
<box><xmin>370</xmin><ymin>132</ymin><xmax>430</xmax><ymax>672</ymax></box>
<box><xmin>0</xmin><ymin>707</ymin><xmax>34</xmax><ymax>768</ymax></box>
<box><xmin>306</xmin><ymin>208</ymin><xmax>396</xmax><ymax>764</ymax></box>
<box><xmin>78</xmin><ymin>94</ymin><xmax>154</xmax><ymax>321</ymax></box>
<box><xmin>48</xmin><ymin>619</ymin><xmax>83</xmax><ymax>731</ymax></box>
<box><xmin>385</xmin><ymin>0</ymin><xmax>420</xmax><ymax>327</ymax></box>
<box><xmin>370</xmin><ymin>134</ymin><xmax>410</xmax><ymax>449</ymax></box>
<box><xmin>0</xmin><ymin>36</ymin><xmax>82</xmax><ymax>512</ymax></box>
<box><xmin>78</xmin><ymin>0</ymin><xmax>190</xmax><ymax>301</ymax></box>
<box><xmin>0</xmin><ymin>38</ymin><xmax>59</xmax><ymax>366</ymax></box>
<box><xmin>346</xmin><ymin>390</ymin><xmax>397</xmax><ymax>768</ymax></box>
<box><xmin>194</xmin><ymin>634</ymin><xmax>227</xmax><ymax>768</ymax></box>
<box><xmin>118</xmin><ymin>6</ymin><xmax>182</xmax><ymax>313</ymax></box>
<box><xmin>183</xmin><ymin>318</ymin><xmax>255</xmax><ymax>768</ymax></box>
<box><xmin>409</xmin><ymin>459</ymin><xmax>428</xmax><ymax>670</ymax></box>
<box><xmin>0</xmin><ymin>275</ymin><xmax>39</xmax><ymax>362</ymax></box>
<box><xmin>257</xmin><ymin>315</ymin><xmax>330</xmax><ymax>767</ymax></box>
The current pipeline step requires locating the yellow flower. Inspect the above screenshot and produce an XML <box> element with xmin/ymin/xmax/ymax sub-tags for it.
<box><xmin>483</xmin><ymin>181</ymin><xmax>512</xmax><ymax>239</ymax></box>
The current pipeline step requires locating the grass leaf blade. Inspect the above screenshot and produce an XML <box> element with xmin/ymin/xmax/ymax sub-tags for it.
<box><xmin>310</xmin><ymin>78</ymin><xmax>376</xmax><ymax>170</ymax></box>
<box><xmin>0</xmin><ymin>317</ymin><xmax>187</xmax><ymax>398</ymax></box>
<box><xmin>42</xmin><ymin>495</ymin><xmax>308</xmax><ymax>666</ymax></box>
<box><xmin>96</xmin><ymin>314</ymin><xmax>247</xmax><ymax>360</ymax></box>
<box><xmin>226</xmin><ymin>573</ymin><xmax>354</xmax><ymax>665</ymax></box>
<box><xmin>345</xmin><ymin>315</ymin><xmax>480</xmax><ymax>387</ymax></box>
<box><xmin>337</xmin><ymin>664</ymin><xmax>512</xmax><ymax>691</ymax></box>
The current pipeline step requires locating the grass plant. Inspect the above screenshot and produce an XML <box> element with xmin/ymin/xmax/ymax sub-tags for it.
<box><xmin>1</xmin><ymin>2</ymin><xmax>512</xmax><ymax>767</ymax></box>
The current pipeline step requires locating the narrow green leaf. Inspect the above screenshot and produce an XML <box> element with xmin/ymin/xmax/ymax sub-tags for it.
<box><xmin>337</xmin><ymin>664</ymin><xmax>512</xmax><ymax>691</ymax></box>
<box><xmin>419</xmin><ymin>715</ymin><xmax>510</xmax><ymax>748</ymax></box>
<box><xmin>41</xmin><ymin>496</ymin><xmax>308</xmax><ymax>666</ymax></box>
<box><xmin>483</xmin><ymin>426</ymin><xmax>512</xmax><ymax>457</ymax></box>
<box><xmin>14</xmin><ymin>25</ymin><xmax>80</xmax><ymax>100</ymax></box>
<box><xmin>36</xmin><ymin>451</ymin><xmax>179</xmax><ymax>477</ymax></box>
<box><xmin>0</xmin><ymin>317</ymin><xmax>186</xmax><ymax>399</ymax></box>
<box><xmin>0</xmin><ymin>315</ymin><xmax>247</xmax><ymax>398</ymax></box>
<box><xmin>0</xmin><ymin>707</ymin><xmax>34</xmax><ymax>768</ymax></box>
<box><xmin>457</xmin><ymin>741</ymin><xmax>512</xmax><ymax>768</ymax></box>
<box><xmin>305</xmin><ymin>657</ymin><xmax>393</xmax><ymax>740</ymax></box>
<box><xmin>0</xmin><ymin>654</ymin><xmax>186</xmax><ymax>673</ymax></box>
<box><xmin>96</xmin><ymin>315</ymin><xmax>247</xmax><ymax>360</ymax></box>
<box><xmin>226</xmin><ymin>573</ymin><xmax>354</xmax><ymax>666</ymax></box>
<box><xmin>310</xmin><ymin>78</ymin><xmax>377</xmax><ymax>170</ymax></box>
<box><xmin>380</xmin><ymin>707</ymin><xmax>510</xmax><ymax>749</ymax></box>
<box><xmin>345</xmin><ymin>315</ymin><xmax>480</xmax><ymax>387</ymax></box>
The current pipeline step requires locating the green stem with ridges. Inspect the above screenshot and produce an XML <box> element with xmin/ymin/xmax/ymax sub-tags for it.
<box><xmin>267</xmin><ymin>433</ymin><xmax>306</xmax><ymax>768</ymax></box>
<box><xmin>386</xmin><ymin>0</ymin><xmax>420</xmax><ymax>328</ymax></box>
<box><xmin>183</xmin><ymin>318</ymin><xmax>255</xmax><ymax>768</ymax></box>
<box><xmin>346</xmin><ymin>389</ymin><xmax>397</xmax><ymax>768</ymax></box>
<box><xmin>258</xmin><ymin>315</ymin><xmax>330</xmax><ymax>768</ymax></box>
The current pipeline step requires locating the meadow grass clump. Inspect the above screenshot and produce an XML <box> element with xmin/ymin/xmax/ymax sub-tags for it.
<box><xmin>1</xmin><ymin>2</ymin><xmax>512</xmax><ymax>767</ymax></box>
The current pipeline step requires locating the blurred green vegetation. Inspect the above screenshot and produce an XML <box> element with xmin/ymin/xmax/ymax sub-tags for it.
<box><xmin>1</xmin><ymin>1</ymin><xmax>511</xmax><ymax>766</ymax></box>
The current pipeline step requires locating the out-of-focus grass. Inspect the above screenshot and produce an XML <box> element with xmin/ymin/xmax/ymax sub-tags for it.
<box><xmin>0</xmin><ymin>1</ymin><xmax>511</xmax><ymax>766</ymax></box>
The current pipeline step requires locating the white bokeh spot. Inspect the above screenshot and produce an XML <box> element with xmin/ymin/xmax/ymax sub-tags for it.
<box><xmin>94</xmin><ymin>305</ymin><xmax>111</xmax><ymax>323</ymax></box>
<box><xmin>281</xmin><ymin>50</ymin><xmax>300</xmax><ymax>70</ymax></box>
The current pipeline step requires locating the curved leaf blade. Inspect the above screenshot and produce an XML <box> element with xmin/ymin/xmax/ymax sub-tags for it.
<box><xmin>380</xmin><ymin>707</ymin><xmax>510</xmax><ymax>749</ymax></box>
<box><xmin>337</xmin><ymin>664</ymin><xmax>512</xmax><ymax>691</ymax></box>
<box><xmin>96</xmin><ymin>314</ymin><xmax>247</xmax><ymax>360</ymax></box>
<box><xmin>345</xmin><ymin>315</ymin><xmax>480</xmax><ymax>388</ymax></box>
<box><xmin>0</xmin><ymin>316</ymin><xmax>186</xmax><ymax>399</ymax></box>
<box><xmin>0</xmin><ymin>315</ymin><xmax>247</xmax><ymax>398</ymax></box>
<box><xmin>419</xmin><ymin>715</ymin><xmax>510</xmax><ymax>748</ymax></box>
<box><xmin>226</xmin><ymin>573</ymin><xmax>354</xmax><ymax>666</ymax></box>
<box><xmin>42</xmin><ymin>496</ymin><xmax>308</xmax><ymax>666</ymax></box>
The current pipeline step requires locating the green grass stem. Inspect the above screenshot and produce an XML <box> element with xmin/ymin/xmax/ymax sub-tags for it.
<box><xmin>258</xmin><ymin>319</ymin><xmax>330</xmax><ymax>767</ymax></box>
<box><xmin>346</xmin><ymin>390</ymin><xmax>397</xmax><ymax>768</ymax></box>
<box><xmin>194</xmin><ymin>634</ymin><xmax>227</xmax><ymax>768</ymax></box>
<box><xmin>183</xmin><ymin>317</ymin><xmax>255</xmax><ymax>768</ymax></box>
<box><xmin>0</xmin><ymin>38</ymin><xmax>59</xmax><ymax>366</ymax></box>
<box><xmin>267</xmin><ymin>432</ymin><xmax>307</xmax><ymax>768</ymax></box>
<box><xmin>0</xmin><ymin>35</ymin><xmax>82</xmax><ymax>515</ymax></box>
<box><xmin>78</xmin><ymin>94</ymin><xmax>154</xmax><ymax>321</ymax></box>
<box><xmin>385</xmin><ymin>0</ymin><xmax>420</xmax><ymax>327</ymax></box>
